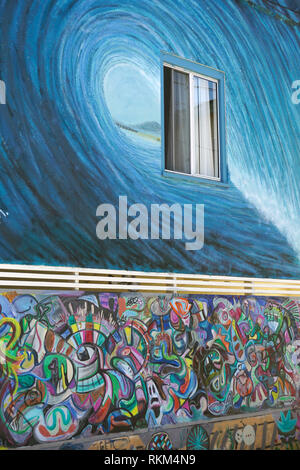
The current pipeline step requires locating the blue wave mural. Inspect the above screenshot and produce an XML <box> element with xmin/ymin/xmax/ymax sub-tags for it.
<box><xmin>0</xmin><ymin>0</ymin><xmax>299</xmax><ymax>278</ymax></box>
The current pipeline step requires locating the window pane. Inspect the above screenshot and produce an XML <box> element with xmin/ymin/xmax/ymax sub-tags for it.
<box><xmin>193</xmin><ymin>76</ymin><xmax>219</xmax><ymax>178</ymax></box>
<box><xmin>164</xmin><ymin>67</ymin><xmax>191</xmax><ymax>174</ymax></box>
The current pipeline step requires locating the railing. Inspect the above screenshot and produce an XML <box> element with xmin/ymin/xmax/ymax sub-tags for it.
<box><xmin>0</xmin><ymin>263</ymin><xmax>299</xmax><ymax>296</ymax></box>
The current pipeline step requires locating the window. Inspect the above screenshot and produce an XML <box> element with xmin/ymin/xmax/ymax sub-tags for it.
<box><xmin>162</xmin><ymin>53</ymin><xmax>226</xmax><ymax>184</ymax></box>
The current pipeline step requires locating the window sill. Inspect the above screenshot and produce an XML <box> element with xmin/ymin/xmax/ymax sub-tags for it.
<box><xmin>162</xmin><ymin>170</ymin><xmax>230</xmax><ymax>188</ymax></box>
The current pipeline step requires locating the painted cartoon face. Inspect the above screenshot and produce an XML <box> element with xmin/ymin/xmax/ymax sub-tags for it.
<box><xmin>150</xmin><ymin>296</ymin><xmax>171</xmax><ymax>317</ymax></box>
<box><xmin>243</xmin><ymin>425</ymin><xmax>256</xmax><ymax>446</ymax></box>
<box><xmin>264</xmin><ymin>303</ymin><xmax>283</xmax><ymax>334</ymax></box>
<box><xmin>235</xmin><ymin>429</ymin><xmax>243</xmax><ymax>444</ymax></box>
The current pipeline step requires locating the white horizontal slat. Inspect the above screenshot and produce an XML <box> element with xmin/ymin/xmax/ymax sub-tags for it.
<box><xmin>0</xmin><ymin>284</ymin><xmax>248</xmax><ymax>293</ymax></box>
<box><xmin>0</xmin><ymin>268</ymin><xmax>299</xmax><ymax>286</ymax></box>
<box><xmin>0</xmin><ymin>280</ymin><xmax>249</xmax><ymax>290</ymax></box>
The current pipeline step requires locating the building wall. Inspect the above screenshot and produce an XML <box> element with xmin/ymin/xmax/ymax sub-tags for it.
<box><xmin>0</xmin><ymin>290</ymin><xmax>299</xmax><ymax>448</ymax></box>
<box><xmin>0</xmin><ymin>0</ymin><xmax>299</xmax><ymax>278</ymax></box>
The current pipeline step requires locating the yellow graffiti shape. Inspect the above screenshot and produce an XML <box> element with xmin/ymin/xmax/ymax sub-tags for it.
<box><xmin>0</xmin><ymin>318</ymin><xmax>27</xmax><ymax>394</ymax></box>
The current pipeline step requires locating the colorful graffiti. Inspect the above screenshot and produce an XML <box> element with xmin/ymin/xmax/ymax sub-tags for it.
<box><xmin>88</xmin><ymin>434</ymin><xmax>145</xmax><ymax>451</ymax></box>
<box><xmin>147</xmin><ymin>432</ymin><xmax>172</xmax><ymax>450</ymax></box>
<box><xmin>0</xmin><ymin>290</ymin><xmax>299</xmax><ymax>448</ymax></box>
<box><xmin>186</xmin><ymin>425</ymin><xmax>209</xmax><ymax>450</ymax></box>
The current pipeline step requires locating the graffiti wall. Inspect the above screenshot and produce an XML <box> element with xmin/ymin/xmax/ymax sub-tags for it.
<box><xmin>0</xmin><ymin>290</ymin><xmax>299</xmax><ymax>448</ymax></box>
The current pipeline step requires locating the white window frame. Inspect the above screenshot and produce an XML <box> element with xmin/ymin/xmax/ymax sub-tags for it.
<box><xmin>163</xmin><ymin>61</ymin><xmax>221</xmax><ymax>182</ymax></box>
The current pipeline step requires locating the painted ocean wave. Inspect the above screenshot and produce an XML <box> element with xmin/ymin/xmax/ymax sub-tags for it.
<box><xmin>0</xmin><ymin>0</ymin><xmax>299</xmax><ymax>278</ymax></box>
